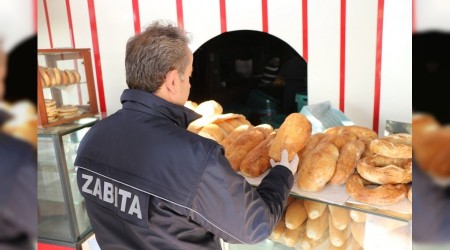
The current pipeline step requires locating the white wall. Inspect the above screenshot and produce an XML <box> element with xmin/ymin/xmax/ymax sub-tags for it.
<box><xmin>38</xmin><ymin>0</ymin><xmax>412</xmax><ymax>135</ymax></box>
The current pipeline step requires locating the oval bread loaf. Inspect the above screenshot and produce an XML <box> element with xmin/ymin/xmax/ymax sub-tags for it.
<box><xmin>304</xmin><ymin>200</ymin><xmax>328</xmax><ymax>220</ymax></box>
<box><xmin>329</xmin><ymin>214</ymin><xmax>351</xmax><ymax>247</ymax></box>
<box><xmin>269</xmin><ymin>113</ymin><xmax>312</xmax><ymax>161</ymax></box>
<box><xmin>225</xmin><ymin>129</ymin><xmax>265</xmax><ymax>171</ymax></box>
<box><xmin>306</xmin><ymin>208</ymin><xmax>329</xmax><ymax>240</ymax></box>
<box><xmin>328</xmin><ymin>205</ymin><xmax>351</xmax><ymax>230</ymax></box>
<box><xmin>240</xmin><ymin>131</ymin><xmax>276</xmax><ymax>177</ymax></box>
<box><xmin>298</xmin><ymin>142</ymin><xmax>339</xmax><ymax>192</ymax></box>
<box><xmin>285</xmin><ymin>199</ymin><xmax>307</xmax><ymax>230</ymax></box>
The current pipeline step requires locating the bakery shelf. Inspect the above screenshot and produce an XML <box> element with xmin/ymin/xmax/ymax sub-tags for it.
<box><xmin>38</xmin><ymin>48</ymin><xmax>99</xmax><ymax>128</ymax></box>
<box><xmin>243</xmin><ymin>172</ymin><xmax>411</xmax><ymax>223</ymax></box>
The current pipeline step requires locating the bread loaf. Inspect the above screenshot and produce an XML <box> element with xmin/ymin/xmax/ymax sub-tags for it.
<box><xmin>198</xmin><ymin>124</ymin><xmax>225</xmax><ymax>142</ymax></box>
<box><xmin>240</xmin><ymin>131</ymin><xmax>276</xmax><ymax>177</ymax></box>
<box><xmin>358</xmin><ymin>137</ymin><xmax>374</xmax><ymax>158</ymax></box>
<box><xmin>269</xmin><ymin>113</ymin><xmax>312</xmax><ymax>161</ymax></box>
<box><xmin>306</xmin><ymin>208</ymin><xmax>329</xmax><ymax>240</ymax></box>
<box><xmin>299</xmin><ymin>133</ymin><xmax>327</xmax><ymax>161</ymax></box>
<box><xmin>299</xmin><ymin>230</ymin><xmax>328</xmax><ymax>250</ymax></box>
<box><xmin>304</xmin><ymin>200</ymin><xmax>328</xmax><ymax>220</ymax></box>
<box><xmin>298</xmin><ymin>142</ymin><xmax>339</xmax><ymax>192</ymax></box>
<box><xmin>285</xmin><ymin>199</ymin><xmax>307</xmax><ymax>230</ymax></box>
<box><xmin>329</xmin><ymin>214</ymin><xmax>351</xmax><ymax>247</ymax></box>
<box><xmin>350</xmin><ymin>221</ymin><xmax>365</xmax><ymax>247</ymax></box>
<box><xmin>329</xmin><ymin>140</ymin><xmax>365</xmax><ymax>185</ymax></box>
<box><xmin>270</xmin><ymin>214</ymin><xmax>286</xmax><ymax>241</ymax></box>
<box><xmin>221</xmin><ymin>125</ymin><xmax>252</xmax><ymax>150</ymax></box>
<box><xmin>253</xmin><ymin>124</ymin><xmax>273</xmax><ymax>138</ymax></box>
<box><xmin>184</xmin><ymin>100</ymin><xmax>198</xmax><ymax>111</ymax></box>
<box><xmin>349</xmin><ymin>210</ymin><xmax>366</xmax><ymax>223</ymax></box>
<box><xmin>195</xmin><ymin>100</ymin><xmax>223</xmax><ymax>118</ymax></box>
<box><xmin>328</xmin><ymin>205</ymin><xmax>351</xmax><ymax>230</ymax></box>
<box><xmin>283</xmin><ymin>223</ymin><xmax>306</xmax><ymax>247</ymax></box>
<box><xmin>225</xmin><ymin>129</ymin><xmax>265</xmax><ymax>171</ymax></box>
<box><xmin>329</xmin><ymin>238</ymin><xmax>350</xmax><ymax>250</ymax></box>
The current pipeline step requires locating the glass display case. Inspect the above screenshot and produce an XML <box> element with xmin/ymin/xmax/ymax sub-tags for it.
<box><xmin>221</xmin><ymin>195</ymin><xmax>411</xmax><ymax>250</ymax></box>
<box><xmin>37</xmin><ymin>48</ymin><xmax>99</xmax><ymax>128</ymax></box>
<box><xmin>37</xmin><ymin>117</ymin><xmax>98</xmax><ymax>249</ymax></box>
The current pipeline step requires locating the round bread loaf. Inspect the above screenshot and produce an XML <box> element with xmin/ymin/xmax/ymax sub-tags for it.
<box><xmin>53</xmin><ymin>67</ymin><xmax>61</xmax><ymax>85</ymax></box>
<box><xmin>269</xmin><ymin>113</ymin><xmax>312</xmax><ymax>161</ymax></box>
<box><xmin>345</xmin><ymin>173</ymin><xmax>407</xmax><ymax>205</ymax></box>
<box><xmin>356</xmin><ymin>155</ymin><xmax>412</xmax><ymax>184</ymax></box>
<box><xmin>370</xmin><ymin>133</ymin><xmax>412</xmax><ymax>159</ymax></box>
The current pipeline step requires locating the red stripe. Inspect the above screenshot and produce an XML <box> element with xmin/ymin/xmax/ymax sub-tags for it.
<box><xmin>220</xmin><ymin>0</ymin><xmax>227</xmax><ymax>33</ymax></box>
<box><xmin>176</xmin><ymin>0</ymin><xmax>184</xmax><ymax>31</ymax></box>
<box><xmin>373</xmin><ymin>0</ymin><xmax>385</xmax><ymax>134</ymax></box>
<box><xmin>65</xmin><ymin>0</ymin><xmax>76</xmax><ymax>47</ymax></box>
<box><xmin>87</xmin><ymin>0</ymin><xmax>107</xmax><ymax>114</ymax></box>
<box><xmin>65</xmin><ymin>0</ymin><xmax>82</xmax><ymax>104</ymax></box>
<box><xmin>43</xmin><ymin>0</ymin><xmax>53</xmax><ymax>48</ymax></box>
<box><xmin>412</xmin><ymin>0</ymin><xmax>416</xmax><ymax>33</ymax></box>
<box><xmin>339</xmin><ymin>0</ymin><xmax>346</xmax><ymax>112</ymax></box>
<box><xmin>33</xmin><ymin>0</ymin><xmax>37</xmax><ymax>33</ymax></box>
<box><xmin>37</xmin><ymin>243</ymin><xmax>74</xmax><ymax>250</ymax></box>
<box><xmin>302</xmin><ymin>0</ymin><xmax>308</xmax><ymax>62</ymax></box>
<box><xmin>261</xmin><ymin>0</ymin><xmax>268</xmax><ymax>33</ymax></box>
<box><xmin>132</xmin><ymin>0</ymin><xmax>141</xmax><ymax>34</ymax></box>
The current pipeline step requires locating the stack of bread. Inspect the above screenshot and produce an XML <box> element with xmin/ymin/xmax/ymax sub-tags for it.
<box><xmin>56</xmin><ymin>105</ymin><xmax>79</xmax><ymax>119</ymax></box>
<box><xmin>346</xmin><ymin>133</ymin><xmax>412</xmax><ymax>206</ymax></box>
<box><xmin>296</xmin><ymin>125</ymin><xmax>377</xmax><ymax>192</ymax></box>
<box><xmin>270</xmin><ymin>199</ymin><xmax>368</xmax><ymax>249</ymax></box>
<box><xmin>45</xmin><ymin>99</ymin><xmax>58</xmax><ymax>122</ymax></box>
<box><xmin>39</xmin><ymin>66</ymin><xmax>81</xmax><ymax>87</ymax></box>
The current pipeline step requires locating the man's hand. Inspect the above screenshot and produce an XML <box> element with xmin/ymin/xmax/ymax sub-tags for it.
<box><xmin>270</xmin><ymin>149</ymin><xmax>299</xmax><ymax>175</ymax></box>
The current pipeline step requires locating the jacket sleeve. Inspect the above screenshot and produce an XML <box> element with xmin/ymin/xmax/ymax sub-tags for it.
<box><xmin>187</xmin><ymin>145</ymin><xmax>294</xmax><ymax>244</ymax></box>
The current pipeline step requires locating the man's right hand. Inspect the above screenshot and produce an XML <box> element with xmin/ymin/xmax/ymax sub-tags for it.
<box><xmin>270</xmin><ymin>149</ymin><xmax>299</xmax><ymax>175</ymax></box>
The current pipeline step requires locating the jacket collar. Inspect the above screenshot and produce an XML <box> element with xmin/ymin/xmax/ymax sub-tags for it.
<box><xmin>120</xmin><ymin>89</ymin><xmax>201</xmax><ymax>128</ymax></box>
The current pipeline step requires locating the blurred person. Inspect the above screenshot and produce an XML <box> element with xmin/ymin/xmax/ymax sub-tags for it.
<box><xmin>75</xmin><ymin>21</ymin><xmax>298</xmax><ymax>249</ymax></box>
<box><xmin>260</xmin><ymin>57</ymin><xmax>280</xmax><ymax>86</ymax></box>
<box><xmin>413</xmin><ymin>31</ymin><xmax>450</xmax><ymax>246</ymax></box>
<box><xmin>0</xmin><ymin>44</ymin><xmax>37</xmax><ymax>250</ymax></box>
<box><xmin>278</xmin><ymin>57</ymin><xmax>307</xmax><ymax>114</ymax></box>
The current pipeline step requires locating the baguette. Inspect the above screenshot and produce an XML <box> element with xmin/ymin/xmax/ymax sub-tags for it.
<box><xmin>270</xmin><ymin>214</ymin><xmax>286</xmax><ymax>241</ymax></box>
<box><xmin>304</xmin><ymin>200</ymin><xmax>328</xmax><ymax>220</ymax></box>
<box><xmin>306</xmin><ymin>208</ymin><xmax>329</xmax><ymax>240</ymax></box>
<box><xmin>350</xmin><ymin>221</ymin><xmax>365</xmax><ymax>247</ymax></box>
<box><xmin>329</xmin><ymin>204</ymin><xmax>351</xmax><ymax>230</ymax></box>
<box><xmin>329</xmin><ymin>214</ymin><xmax>351</xmax><ymax>247</ymax></box>
<box><xmin>350</xmin><ymin>210</ymin><xmax>366</xmax><ymax>223</ymax></box>
<box><xmin>285</xmin><ymin>199</ymin><xmax>307</xmax><ymax>230</ymax></box>
<box><xmin>283</xmin><ymin>222</ymin><xmax>306</xmax><ymax>247</ymax></box>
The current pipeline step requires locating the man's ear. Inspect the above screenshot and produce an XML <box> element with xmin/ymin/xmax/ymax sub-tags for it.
<box><xmin>163</xmin><ymin>69</ymin><xmax>178</xmax><ymax>93</ymax></box>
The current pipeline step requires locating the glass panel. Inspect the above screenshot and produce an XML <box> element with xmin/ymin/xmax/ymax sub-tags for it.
<box><xmin>37</xmin><ymin>136</ymin><xmax>72</xmax><ymax>241</ymax></box>
<box><xmin>62</xmin><ymin>127</ymin><xmax>92</xmax><ymax>236</ymax></box>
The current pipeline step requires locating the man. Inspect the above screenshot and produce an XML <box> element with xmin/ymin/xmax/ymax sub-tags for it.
<box><xmin>75</xmin><ymin>21</ymin><xmax>298</xmax><ymax>249</ymax></box>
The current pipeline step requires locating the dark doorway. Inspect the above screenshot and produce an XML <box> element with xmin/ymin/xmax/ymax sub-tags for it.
<box><xmin>190</xmin><ymin>30</ymin><xmax>307</xmax><ymax>127</ymax></box>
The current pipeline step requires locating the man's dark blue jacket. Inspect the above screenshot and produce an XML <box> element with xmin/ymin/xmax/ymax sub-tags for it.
<box><xmin>75</xmin><ymin>89</ymin><xmax>293</xmax><ymax>249</ymax></box>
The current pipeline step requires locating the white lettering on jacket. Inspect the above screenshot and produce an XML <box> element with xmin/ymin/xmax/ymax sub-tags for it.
<box><xmin>81</xmin><ymin>174</ymin><xmax>142</xmax><ymax>219</ymax></box>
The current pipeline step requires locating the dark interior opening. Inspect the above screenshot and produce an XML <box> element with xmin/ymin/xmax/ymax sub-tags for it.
<box><xmin>190</xmin><ymin>30</ymin><xmax>307</xmax><ymax>127</ymax></box>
